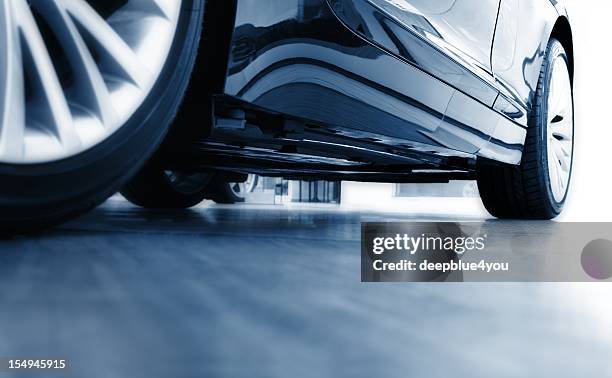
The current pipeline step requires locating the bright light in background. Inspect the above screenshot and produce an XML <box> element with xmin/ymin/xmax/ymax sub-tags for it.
<box><xmin>559</xmin><ymin>2</ymin><xmax>612</xmax><ymax>221</ymax></box>
<box><xmin>341</xmin><ymin>182</ymin><xmax>488</xmax><ymax>218</ymax></box>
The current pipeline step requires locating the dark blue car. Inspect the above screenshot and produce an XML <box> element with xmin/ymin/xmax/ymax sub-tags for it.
<box><xmin>0</xmin><ymin>0</ymin><xmax>574</xmax><ymax>230</ymax></box>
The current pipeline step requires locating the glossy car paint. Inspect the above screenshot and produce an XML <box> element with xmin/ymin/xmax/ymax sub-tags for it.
<box><xmin>327</xmin><ymin>0</ymin><xmax>529</xmax><ymax>163</ymax></box>
<box><xmin>223</xmin><ymin>0</ymin><xmax>568</xmax><ymax>166</ymax></box>
<box><xmin>492</xmin><ymin>0</ymin><xmax>566</xmax><ymax>111</ymax></box>
<box><xmin>359</xmin><ymin>0</ymin><xmax>500</xmax><ymax>75</ymax></box>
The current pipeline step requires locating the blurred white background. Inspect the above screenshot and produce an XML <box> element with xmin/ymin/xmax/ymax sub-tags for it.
<box><xmin>559</xmin><ymin>2</ymin><xmax>612</xmax><ymax>221</ymax></box>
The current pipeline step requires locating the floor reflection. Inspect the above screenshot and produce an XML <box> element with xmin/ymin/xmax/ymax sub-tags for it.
<box><xmin>0</xmin><ymin>198</ymin><xmax>609</xmax><ymax>378</ymax></box>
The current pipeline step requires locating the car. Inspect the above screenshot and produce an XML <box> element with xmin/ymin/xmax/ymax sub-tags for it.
<box><xmin>0</xmin><ymin>0</ymin><xmax>574</xmax><ymax>231</ymax></box>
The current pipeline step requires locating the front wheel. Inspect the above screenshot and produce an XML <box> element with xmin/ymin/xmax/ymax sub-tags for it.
<box><xmin>0</xmin><ymin>0</ymin><xmax>206</xmax><ymax>232</ymax></box>
<box><xmin>476</xmin><ymin>38</ymin><xmax>574</xmax><ymax>219</ymax></box>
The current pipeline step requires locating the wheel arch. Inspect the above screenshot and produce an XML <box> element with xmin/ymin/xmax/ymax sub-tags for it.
<box><xmin>158</xmin><ymin>0</ymin><xmax>238</xmax><ymax>149</ymax></box>
<box><xmin>550</xmin><ymin>16</ymin><xmax>574</xmax><ymax>85</ymax></box>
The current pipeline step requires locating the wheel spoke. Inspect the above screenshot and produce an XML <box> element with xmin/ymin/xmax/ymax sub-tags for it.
<box><xmin>30</xmin><ymin>0</ymin><xmax>119</xmax><ymax>128</ymax></box>
<box><xmin>551</xmin><ymin>137</ymin><xmax>566</xmax><ymax>158</ymax></box>
<box><xmin>551</xmin><ymin>118</ymin><xmax>573</xmax><ymax>141</ymax></box>
<box><xmin>549</xmin><ymin>146</ymin><xmax>562</xmax><ymax>190</ymax></box>
<box><xmin>61</xmin><ymin>0</ymin><xmax>150</xmax><ymax>88</ymax></box>
<box><xmin>0</xmin><ymin>0</ymin><xmax>26</xmax><ymax>160</ymax></box>
<box><xmin>552</xmin><ymin>139</ymin><xmax>570</xmax><ymax>171</ymax></box>
<box><xmin>14</xmin><ymin>0</ymin><xmax>81</xmax><ymax>152</ymax></box>
<box><xmin>231</xmin><ymin>183</ymin><xmax>243</xmax><ymax>194</ymax></box>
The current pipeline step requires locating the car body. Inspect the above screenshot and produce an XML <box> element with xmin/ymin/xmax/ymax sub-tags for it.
<box><xmin>185</xmin><ymin>0</ymin><xmax>571</xmax><ymax>181</ymax></box>
<box><xmin>0</xmin><ymin>0</ymin><xmax>575</xmax><ymax>230</ymax></box>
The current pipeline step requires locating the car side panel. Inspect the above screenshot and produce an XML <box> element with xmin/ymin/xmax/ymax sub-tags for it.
<box><xmin>326</xmin><ymin>0</ymin><xmax>527</xmax><ymax>162</ymax></box>
<box><xmin>362</xmin><ymin>0</ymin><xmax>501</xmax><ymax>74</ymax></box>
<box><xmin>492</xmin><ymin>0</ymin><xmax>560</xmax><ymax>111</ymax></box>
<box><xmin>327</xmin><ymin>0</ymin><xmax>499</xmax><ymax>108</ymax></box>
<box><xmin>225</xmin><ymin>0</ymin><xmax>526</xmax><ymax>163</ymax></box>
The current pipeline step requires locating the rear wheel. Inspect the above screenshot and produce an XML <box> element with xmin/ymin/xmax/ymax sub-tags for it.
<box><xmin>0</xmin><ymin>0</ymin><xmax>205</xmax><ymax>232</ymax></box>
<box><xmin>207</xmin><ymin>174</ymin><xmax>259</xmax><ymax>204</ymax></box>
<box><xmin>476</xmin><ymin>38</ymin><xmax>574</xmax><ymax>219</ymax></box>
<box><xmin>121</xmin><ymin>159</ymin><xmax>213</xmax><ymax>209</ymax></box>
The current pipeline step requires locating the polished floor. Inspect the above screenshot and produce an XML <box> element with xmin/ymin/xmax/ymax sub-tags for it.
<box><xmin>0</xmin><ymin>197</ymin><xmax>610</xmax><ymax>378</ymax></box>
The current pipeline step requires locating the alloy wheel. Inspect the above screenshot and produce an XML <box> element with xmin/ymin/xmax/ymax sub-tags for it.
<box><xmin>0</xmin><ymin>0</ymin><xmax>182</xmax><ymax>164</ymax></box>
<box><xmin>546</xmin><ymin>56</ymin><xmax>574</xmax><ymax>203</ymax></box>
<box><xmin>229</xmin><ymin>174</ymin><xmax>259</xmax><ymax>199</ymax></box>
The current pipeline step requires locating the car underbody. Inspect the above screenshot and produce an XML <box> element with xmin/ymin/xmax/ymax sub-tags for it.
<box><xmin>167</xmin><ymin>95</ymin><xmax>477</xmax><ymax>184</ymax></box>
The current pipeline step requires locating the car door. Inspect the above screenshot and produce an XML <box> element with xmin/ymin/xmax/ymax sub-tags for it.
<box><xmin>491</xmin><ymin>0</ymin><xmax>560</xmax><ymax>112</ymax></box>
<box><xmin>366</xmin><ymin>0</ymin><xmax>501</xmax><ymax>74</ymax></box>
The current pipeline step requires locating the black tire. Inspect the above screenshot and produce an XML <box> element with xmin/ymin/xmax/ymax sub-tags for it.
<box><xmin>121</xmin><ymin>159</ymin><xmax>213</xmax><ymax>209</ymax></box>
<box><xmin>0</xmin><ymin>1</ymin><xmax>206</xmax><ymax>233</ymax></box>
<box><xmin>476</xmin><ymin>38</ymin><xmax>574</xmax><ymax>219</ymax></box>
<box><xmin>206</xmin><ymin>181</ymin><xmax>245</xmax><ymax>205</ymax></box>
